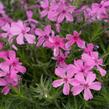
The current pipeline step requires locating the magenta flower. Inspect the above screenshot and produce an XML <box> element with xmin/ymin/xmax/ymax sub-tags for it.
<box><xmin>35</xmin><ymin>25</ymin><xmax>54</xmax><ymax>47</ymax></box>
<box><xmin>46</xmin><ymin>36</ymin><xmax>65</xmax><ymax>57</ymax></box>
<box><xmin>72</xmin><ymin>73</ymin><xmax>101</xmax><ymax>101</ymax></box>
<box><xmin>65</xmin><ymin>31</ymin><xmax>85</xmax><ymax>49</ymax></box>
<box><xmin>0</xmin><ymin>49</ymin><xmax>26</xmax><ymax>95</ymax></box>
<box><xmin>0</xmin><ymin>50</ymin><xmax>26</xmax><ymax>78</ymax></box>
<box><xmin>0</xmin><ymin>75</ymin><xmax>20</xmax><ymax>95</ymax></box>
<box><xmin>10</xmin><ymin>20</ymin><xmax>35</xmax><ymax>45</ymax></box>
<box><xmin>52</xmin><ymin>66</ymin><xmax>75</xmax><ymax>95</ymax></box>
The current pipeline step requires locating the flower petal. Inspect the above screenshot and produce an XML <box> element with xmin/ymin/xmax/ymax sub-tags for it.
<box><xmin>84</xmin><ymin>88</ymin><xmax>93</xmax><ymax>101</ymax></box>
<box><xmin>63</xmin><ymin>83</ymin><xmax>70</xmax><ymax>95</ymax></box>
<box><xmin>55</xmin><ymin>67</ymin><xmax>65</xmax><ymax>78</ymax></box>
<box><xmin>52</xmin><ymin>79</ymin><xmax>64</xmax><ymax>88</ymax></box>
<box><xmin>86</xmin><ymin>73</ymin><xmax>96</xmax><ymax>84</ymax></box>
<box><xmin>72</xmin><ymin>85</ymin><xmax>84</xmax><ymax>96</ymax></box>
<box><xmin>89</xmin><ymin>82</ymin><xmax>101</xmax><ymax>91</ymax></box>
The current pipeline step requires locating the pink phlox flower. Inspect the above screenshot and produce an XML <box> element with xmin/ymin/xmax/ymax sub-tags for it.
<box><xmin>84</xmin><ymin>43</ymin><xmax>94</xmax><ymax>54</ymax></box>
<box><xmin>72</xmin><ymin>59</ymin><xmax>93</xmax><ymax>76</ymax></box>
<box><xmin>72</xmin><ymin>73</ymin><xmax>101</xmax><ymax>101</ymax></box>
<box><xmin>10</xmin><ymin>20</ymin><xmax>35</xmax><ymax>45</ymax></box>
<box><xmin>82</xmin><ymin>52</ymin><xmax>106</xmax><ymax>76</ymax></box>
<box><xmin>40</xmin><ymin>0</ymin><xmax>75</xmax><ymax>23</ymax></box>
<box><xmin>35</xmin><ymin>25</ymin><xmax>54</xmax><ymax>47</ymax></box>
<box><xmin>1</xmin><ymin>23</ymin><xmax>13</xmax><ymax>42</ymax></box>
<box><xmin>0</xmin><ymin>50</ymin><xmax>26</xmax><ymax>95</ymax></box>
<box><xmin>40</xmin><ymin>0</ymin><xmax>50</xmax><ymax>18</ymax></box>
<box><xmin>0</xmin><ymin>50</ymin><xmax>26</xmax><ymax>79</ymax></box>
<box><xmin>25</xmin><ymin>10</ymin><xmax>38</xmax><ymax>24</ymax></box>
<box><xmin>91</xmin><ymin>3</ymin><xmax>108</xmax><ymax>20</ymax></box>
<box><xmin>0</xmin><ymin>42</ymin><xmax>4</xmax><ymax>50</ymax></box>
<box><xmin>56</xmin><ymin>1</ymin><xmax>75</xmax><ymax>23</ymax></box>
<box><xmin>55</xmin><ymin>23</ymin><xmax>61</xmax><ymax>33</ymax></box>
<box><xmin>84</xmin><ymin>0</ymin><xmax>109</xmax><ymax>21</ymax></box>
<box><xmin>52</xmin><ymin>51</ymin><xmax>68</xmax><ymax>67</ymax></box>
<box><xmin>0</xmin><ymin>74</ymin><xmax>20</xmax><ymax>95</ymax></box>
<box><xmin>52</xmin><ymin>66</ymin><xmax>75</xmax><ymax>95</ymax></box>
<box><xmin>0</xmin><ymin>2</ymin><xmax>5</xmax><ymax>15</ymax></box>
<box><xmin>40</xmin><ymin>0</ymin><xmax>58</xmax><ymax>20</ymax></box>
<box><xmin>46</xmin><ymin>36</ymin><xmax>65</xmax><ymax>57</ymax></box>
<box><xmin>0</xmin><ymin>17</ymin><xmax>12</xmax><ymax>27</ymax></box>
<box><xmin>65</xmin><ymin>31</ymin><xmax>85</xmax><ymax>49</ymax></box>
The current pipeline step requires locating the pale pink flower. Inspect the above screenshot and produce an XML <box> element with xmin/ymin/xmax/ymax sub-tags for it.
<box><xmin>52</xmin><ymin>51</ymin><xmax>68</xmax><ymax>67</ymax></box>
<box><xmin>84</xmin><ymin>43</ymin><xmax>94</xmax><ymax>54</ymax></box>
<box><xmin>82</xmin><ymin>52</ymin><xmax>106</xmax><ymax>76</ymax></box>
<box><xmin>0</xmin><ymin>17</ymin><xmax>11</xmax><ymax>27</ymax></box>
<box><xmin>52</xmin><ymin>66</ymin><xmax>75</xmax><ymax>95</ymax></box>
<box><xmin>1</xmin><ymin>23</ymin><xmax>13</xmax><ymax>42</ymax></box>
<box><xmin>25</xmin><ymin>10</ymin><xmax>38</xmax><ymax>24</ymax></box>
<box><xmin>55</xmin><ymin>1</ymin><xmax>75</xmax><ymax>23</ymax></box>
<box><xmin>40</xmin><ymin>0</ymin><xmax>50</xmax><ymax>18</ymax></box>
<box><xmin>0</xmin><ymin>2</ymin><xmax>5</xmax><ymax>15</ymax></box>
<box><xmin>65</xmin><ymin>31</ymin><xmax>85</xmax><ymax>49</ymax></box>
<box><xmin>0</xmin><ymin>42</ymin><xmax>4</xmax><ymax>49</ymax></box>
<box><xmin>84</xmin><ymin>0</ymin><xmax>109</xmax><ymax>21</ymax></box>
<box><xmin>72</xmin><ymin>59</ymin><xmax>93</xmax><ymax>76</ymax></box>
<box><xmin>55</xmin><ymin>23</ymin><xmax>61</xmax><ymax>33</ymax></box>
<box><xmin>10</xmin><ymin>20</ymin><xmax>35</xmax><ymax>45</ymax></box>
<box><xmin>72</xmin><ymin>73</ymin><xmax>101</xmax><ymax>101</ymax></box>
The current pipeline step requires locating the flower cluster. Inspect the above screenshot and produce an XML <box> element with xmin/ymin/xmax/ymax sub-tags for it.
<box><xmin>0</xmin><ymin>0</ymin><xmax>107</xmax><ymax>101</ymax></box>
<box><xmin>39</xmin><ymin>0</ymin><xmax>109</xmax><ymax>23</ymax></box>
<box><xmin>84</xmin><ymin>0</ymin><xmax>109</xmax><ymax>21</ymax></box>
<box><xmin>40</xmin><ymin>0</ymin><xmax>75</xmax><ymax>23</ymax></box>
<box><xmin>0</xmin><ymin>44</ymin><xmax>26</xmax><ymax>94</ymax></box>
<box><xmin>35</xmin><ymin>25</ymin><xmax>106</xmax><ymax>100</ymax></box>
<box><xmin>52</xmin><ymin>42</ymin><xmax>105</xmax><ymax>100</ymax></box>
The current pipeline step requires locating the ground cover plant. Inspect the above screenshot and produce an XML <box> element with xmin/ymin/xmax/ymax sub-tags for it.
<box><xmin>0</xmin><ymin>0</ymin><xmax>109</xmax><ymax>109</ymax></box>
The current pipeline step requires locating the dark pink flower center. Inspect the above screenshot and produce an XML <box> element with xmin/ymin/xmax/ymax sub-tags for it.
<box><xmin>58</xmin><ymin>57</ymin><xmax>64</xmax><ymax>62</ymax></box>
<box><xmin>99</xmin><ymin>4</ymin><xmax>102</xmax><ymax>8</ymax></box>
<box><xmin>44</xmin><ymin>35</ymin><xmax>48</xmax><ymax>39</ymax></box>
<box><xmin>80</xmin><ymin>68</ymin><xmax>85</xmax><ymax>72</ymax></box>
<box><xmin>12</xmin><ymin>62</ymin><xmax>17</xmax><ymax>66</ymax></box>
<box><xmin>64</xmin><ymin>78</ymin><xmax>68</xmax><ymax>83</ymax></box>
<box><xmin>22</xmin><ymin>30</ymin><xmax>26</xmax><ymax>34</ymax></box>
<box><xmin>55</xmin><ymin>41</ymin><xmax>60</xmax><ymax>46</ymax></box>
<box><xmin>73</xmin><ymin>36</ymin><xmax>79</xmax><ymax>41</ymax></box>
<box><xmin>83</xmin><ymin>83</ymin><xmax>89</xmax><ymax>89</ymax></box>
<box><xmin>62</xmin><ymin>10</ymin><xmax>66</xmax><ymax>13</ymax></box>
